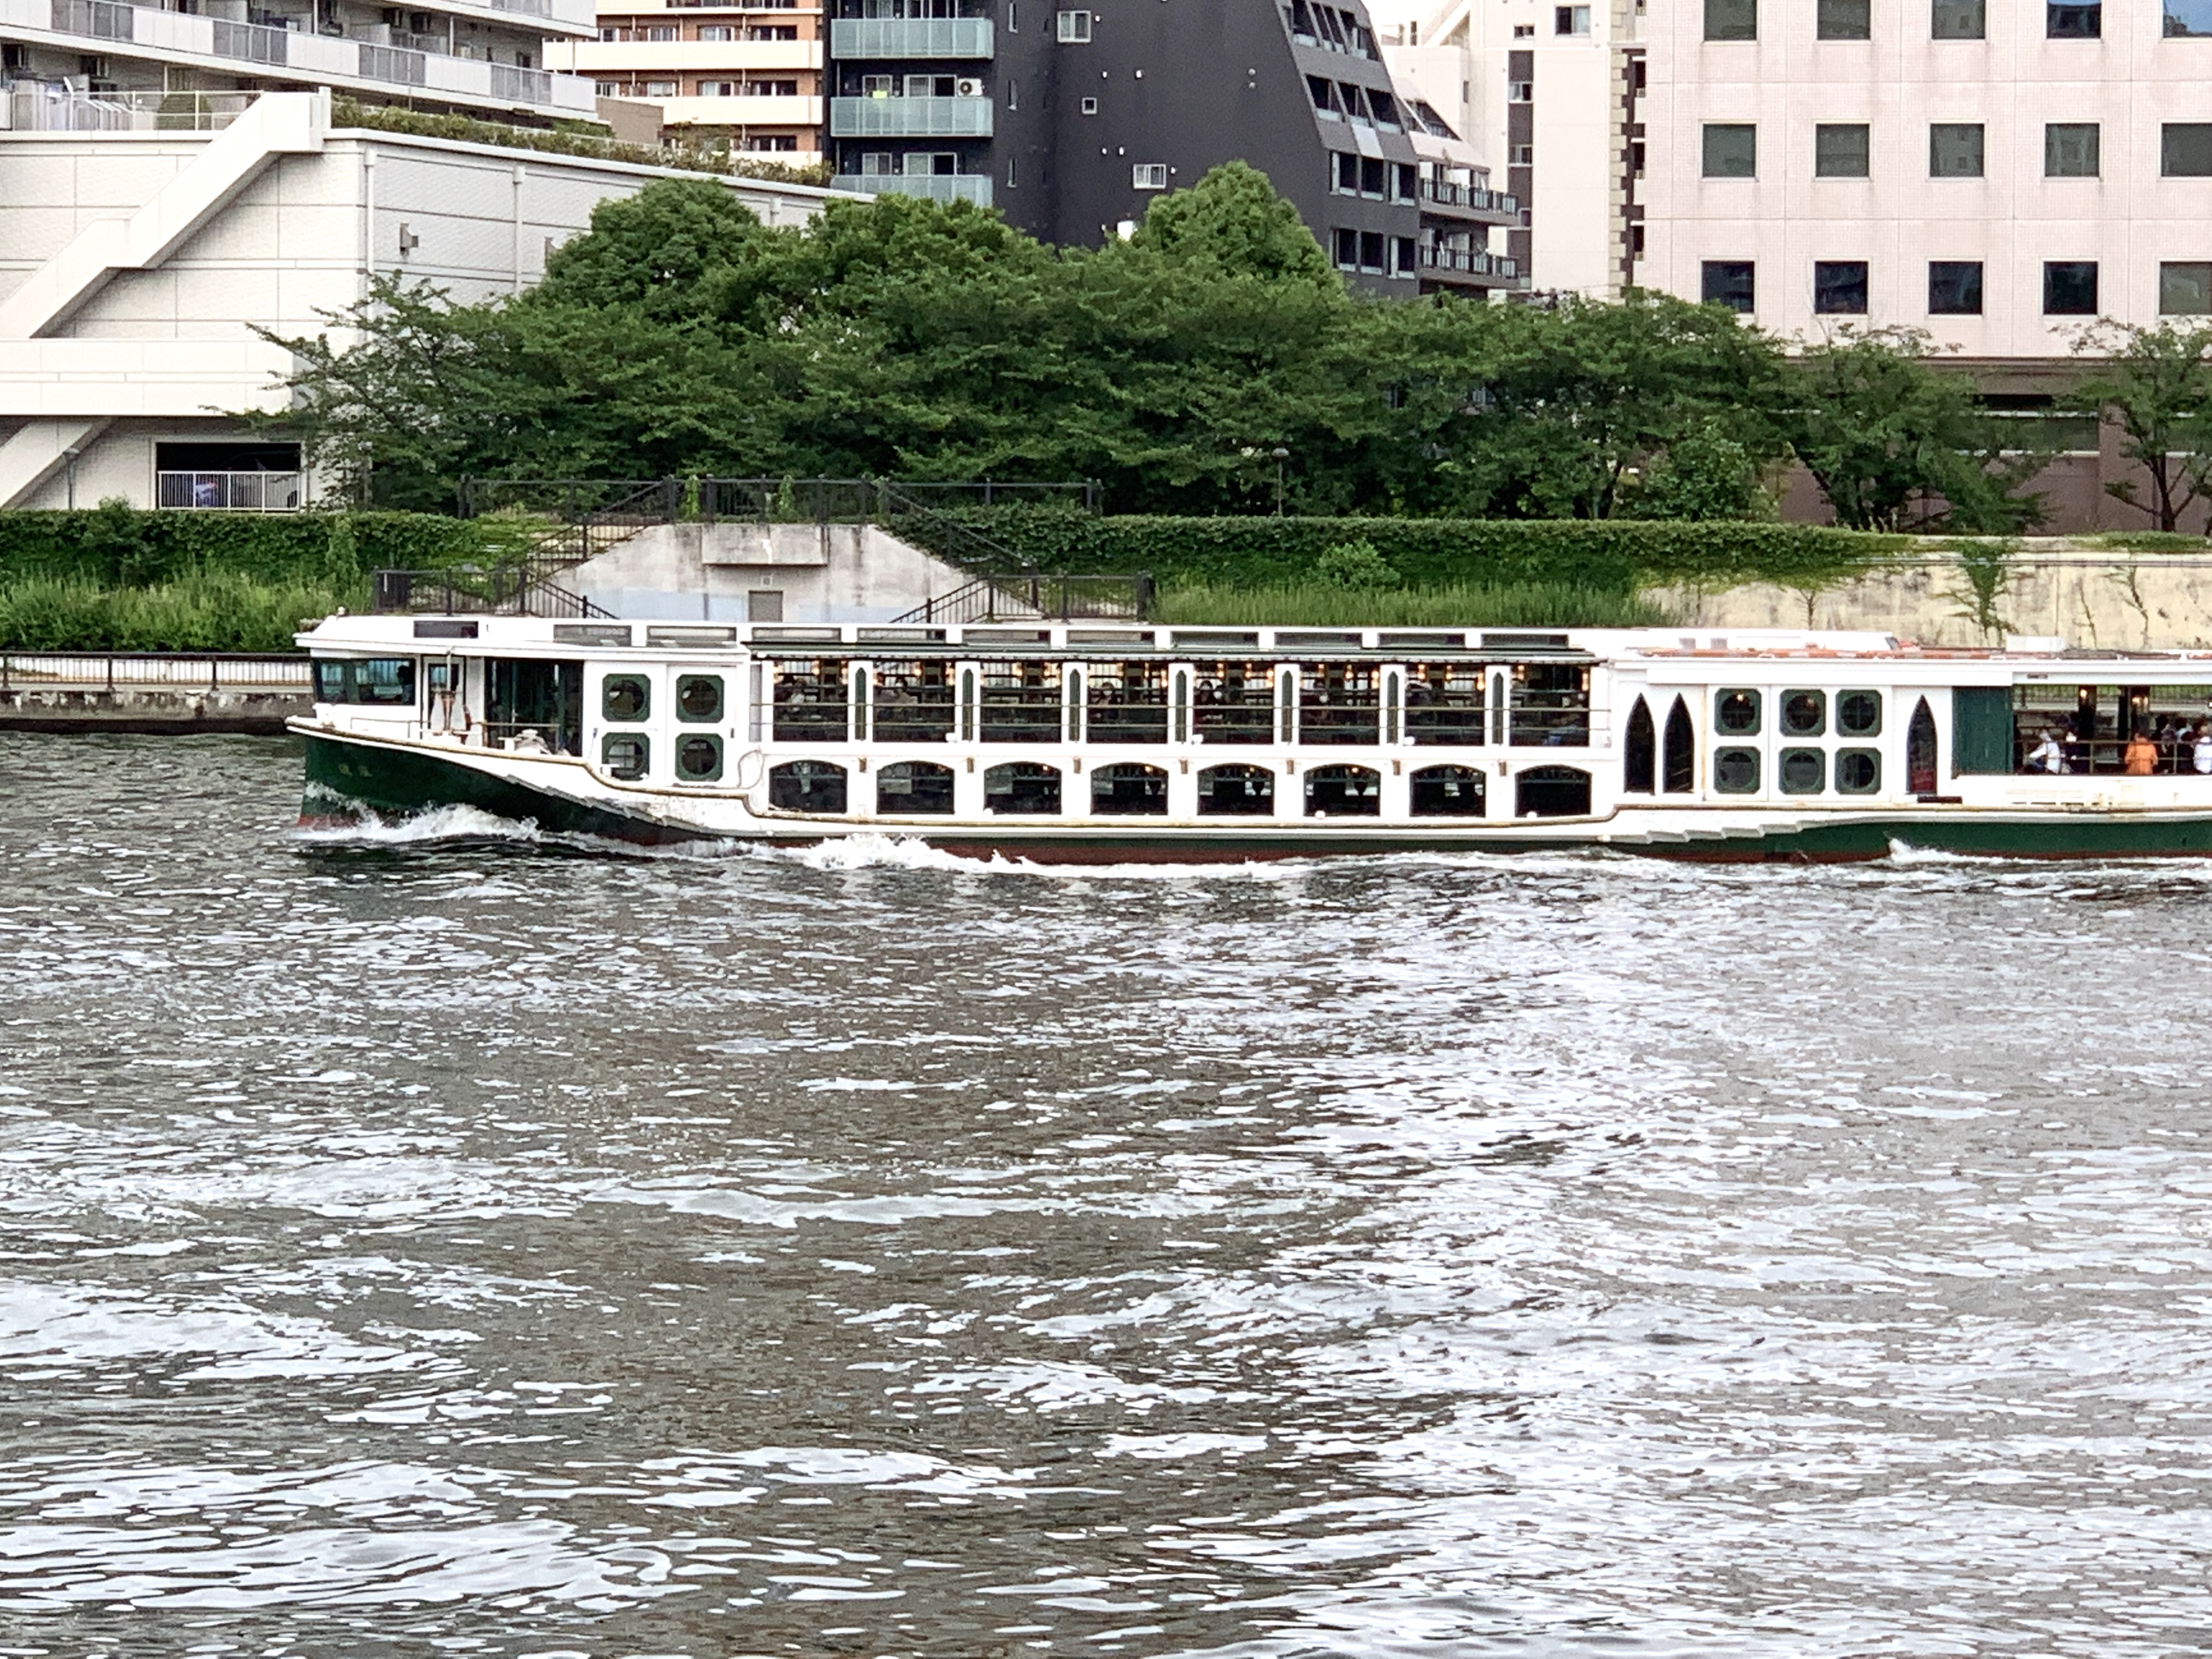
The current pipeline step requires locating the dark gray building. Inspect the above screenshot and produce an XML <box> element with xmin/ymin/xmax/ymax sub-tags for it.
<box><xmin>824</xmin><ymin>0</ymin><xmax>1520</xmax><ymax>295</ymax></box>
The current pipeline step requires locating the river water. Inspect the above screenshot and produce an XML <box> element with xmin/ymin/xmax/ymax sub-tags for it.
<box><xmin>3</xmin><ymin>732</ymin><xmax>2210</xmax><ymax>1657</ymax></box>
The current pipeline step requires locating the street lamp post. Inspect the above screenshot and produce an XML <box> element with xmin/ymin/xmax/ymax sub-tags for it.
<box><xmin>1271</xmin><ymin>446</ymin><xmax>1289</xmax><ymax>516</ymax></box>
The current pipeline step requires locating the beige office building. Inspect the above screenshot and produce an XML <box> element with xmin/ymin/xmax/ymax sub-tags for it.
<box><xmin>554</xmin><ymin>0</ymin><xmax>822</xmax><ymax>161</ymax></box>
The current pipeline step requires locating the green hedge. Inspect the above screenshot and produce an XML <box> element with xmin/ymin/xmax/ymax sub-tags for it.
<box><xmin>905</xmin><ymin>508</ymin><xmax>1913</xmax><ymax>591</ymax></box>
<box><xmin>0</xmin><ymin>506</ymin><xmax>486</xmax><ymax>587</ymax></box>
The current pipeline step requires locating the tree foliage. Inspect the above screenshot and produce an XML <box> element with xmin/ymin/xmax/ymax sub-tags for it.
<box><xmin>257</xmin><ymin>166</ymin><xmax>2050</xmax><ymax>529</ymax></box>
<box><xmin>2072</xmin><ymin>319</ymin><xmax>2212</xmax><ymax>532</ymax></box>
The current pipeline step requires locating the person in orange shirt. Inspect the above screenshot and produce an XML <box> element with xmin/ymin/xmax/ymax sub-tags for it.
<box><xmin>2125</xmin><ymin>729</ymin><xmax>2159</xmax><ymax>775</ymax></box>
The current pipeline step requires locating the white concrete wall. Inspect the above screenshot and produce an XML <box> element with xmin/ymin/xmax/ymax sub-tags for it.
<box><xmin>1644</xmin><ymin>0</ymin><xmax>2212</xmax><ymax>349</ymax></box>
<box><xmin>573</xmin><ymin>522</ymin><xmax>975</xmax><ymax>624</ymax></box>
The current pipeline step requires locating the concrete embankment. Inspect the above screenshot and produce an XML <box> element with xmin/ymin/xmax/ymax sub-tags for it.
<box><xmin>1648</xmin><ymin>541</ymin><xmax>2212</xmax><ymax>650</ymax></box>
<box><xmin>0</xmin><ymin>655</ymin><xmax>308</xmax><ymax>735</ymax></box>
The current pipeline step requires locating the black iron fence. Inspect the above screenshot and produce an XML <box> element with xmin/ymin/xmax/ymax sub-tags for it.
<box><xmin>895</xmin><ymin>573</ymin><xmax>1154</xmax><ymax>625</ymax></box>
<box><xmin>370</xmin><ymin>566</ymin><xmax>613</xmax><ymax>620</ymax></box>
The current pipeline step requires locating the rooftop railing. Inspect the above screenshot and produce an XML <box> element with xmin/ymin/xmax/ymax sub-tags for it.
<box><xmin>2</xmin><ymin>85</ymin><xmax>255</xmax><ymax>130</ymax></box>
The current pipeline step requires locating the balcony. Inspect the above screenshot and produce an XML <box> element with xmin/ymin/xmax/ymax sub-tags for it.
<box><xmin>829</xmin><ymin>16</ymin><xmax>992</xmax><ymax>58</ymax></box>
<box><xmin>157</xmin><ymin>471</ymin><xmax>303</xmax><ymax>511</ymax></box>
<box><xmin>828</xmin><ymin>93</ymin><xmax>990</xmax><ymax>137</ymax></box>
<box><xmin>1419</xmin><ymin>244</ymin><xmax>1523</xmax><ymax>285</ymax></box>
<box><xmin>1419</xmin><ymin>177</ymin><xmax>1520</xmax><ymax>224</ymax></box>
<box><xmin>846</xmin><ymin>171</ymin><xmax>991</xmax><ymax>206</ymax></box>
<box><xmin>2</xmin><ymin>85</ymin><xmax>253</xmax><ymax>128</ymax></box>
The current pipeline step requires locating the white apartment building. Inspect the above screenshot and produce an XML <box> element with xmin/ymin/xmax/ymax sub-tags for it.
<box><xmin>1379</xmin><ymin>0</ymin><xmax>1639</xmax><ymax>297</ymax></box>
<box><xmin>0</xmin><ymin>89</ymin><xmax>843</xmax><ymax>508</ymax></box>
<box><xmin>1643</xmin><ymin>0</ymin><xmax>2212</xmax><ymax>357</ymax></box>
<box><xmin>548</xmin><ymin>0</ymin><xmax>822</xmax><ymax>163</ymax></box>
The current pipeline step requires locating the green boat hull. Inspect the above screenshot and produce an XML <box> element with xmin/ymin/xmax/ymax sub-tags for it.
<box><xmin>300</xmin><ymin>731</ymin><xmax>2212</xmax><ymax>862</ymax></box>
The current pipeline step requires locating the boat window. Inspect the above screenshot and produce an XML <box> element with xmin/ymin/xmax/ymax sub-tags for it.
<box><xmin>1066</xmin><ymin>668</ymin><xmax>1085</xmax><ymax>742</ymax></box>
<box><xmin>1300</xmin><ymin>663</ymin><xmax>1381</xmax><ymax>745</ymax></box>
<box><xmin>748</xmin><ymin>661</ymin><xmax>765</xmax><ymax>742</ymax></box>
<box><xmin>1278</xmin><ymin>669</ymin><xmax>1297</xmax><ymax>743</ymax></box>
<box><xmin>487</xmin><ymin>658</ymin><xmax>584</xmax><ymax>755</ymax></box>
<box><xmin>601</xmin><ymin>733</ymin><xmax>648</xmax><ymax>781</ymax></box>
<box><xmin>427</xmin><ymin>658</ymin><xmax>458</xmax><ymax>693</ymax></box>
<box><xmin>851</xmin><ymin>667</ymin><xmax>870</xmax><ymax>742</ymax></box>
<box><xmin>1623</xmin><ymin>697</ymin><xmax>1655</xmax><ymax>792</ymax></box>
<box><xmin>1663</xmin><ymin>696</ymin><xmax>1696</xmax><ymax>792</ymax></box>
<box><xmin>1491</xmin><ymin>672</ymin><xmax>1506</xmax><ymax>744</ymax></box>
<box><xmin>1713</xmin><ymin>746</ymin><xmax>1760</xmax><ymax>793</ymax></box>
<box><xmin>960</xmin><ymin>668</ymin><xmax>976</xmax><ymax>741</ymax></box>
<box><xmin>1509</xmin><ymin>663</ymin><xmax>1590</xmax><ymax>746</ymax></box>
<box><xmin>1411</xmin><ymin>763</ymin><xmax>1485</xmax><ymax>816</ymax></box>
<box><xmin>1779</xmin><ymin>747</ymin><xmax>1825</xmax><ymax>793</ymax></box>
<box><xmin>1407</xmin><ymin>663</ymin><xmax>1484</xmax><ymax>745</ymax></box>
<box><xmin>1515</xmin><ymin>765</ymin><xmax>1592</xmax><ymax>817</ymax></box>
<box><xmin>877</xmin><ymin>760</ymin><xmax>956</xmax><ymax>814</ymax></box>
<box><xmin>1090</xmin><ymin>661</ymin><xmax>1169</xmax><ymax>742</ymax></box>
<box><xmin>602</xmin><ymin>673</ymin><xmax>650</xmax><ymax>722</ymax></box>
<box><xmin>1189</xmin><ymin>662</ymin><xmax>1272</xmax><ymax>744</ymax></box>
<box><xmin>1198</xmin><ymin>763</ymin><xmax>1275</xmax><ymax>816</ymax></box>
<box><xmin>1837</xmin><ymin>689</ymin><xmax>1882</xmax><ymax>737</ymax></box>
<box><xmin>1173</xmin><ymin>669</ymin><xmax>1190</xmax><ymax>743</ymax></box>
<box><xmin>1836</xmin><ymin>748</ymin><xmax>1881</xmax><ymax>793</ymax></box>
<box><xmin>984</xmin><ymin>761</ymin><xmax>1061</xmax><ymax>814</ymax></box>
<box><xmin>314</xmin><ymin>657</ymin><xmax>417</xmax><ymax>706</ymax></box>
<box><xmin>1092</xmin><ymin>761</ymin><xmax>1169</xmax><ymax>815</ymax></box>
<box><xmin>677</xmin><ymin>673</ymin><xmax>725</xmax><ymax>724</ymax></box>
<box><xmin>770</xmin><ymin>760</ymin><xmax>848</xmax><ymax>812</ymax></box>
<box><xmin>1715</xmin><ymin>689</ymin><xmax>1761</xmax><ymax>735</ymax></box>
<box><xmin>1906</xmin><ymin>698</ymin><xmax>1938</xmax><ymax>794</ymax></box>
<box><xmin>770</xmin><ymin>659</ymin><xmax>844</xmax><ymax>740</ymax></box>
<box><xmin>1305</xmin><ymin>763</ymin><xmax>1381</xmax><ymax>817</ymax></box>
<box><xmin>1385</xmin><ymin>671</ymin><xmax>1401</xmax><ymax>745</ymax></box>
<box><xmin>1781</xmin><ymin>690</ymin><xmax>1826</xmax><ymax>737</ymax></box>
<box><xmin>871</xmin><ymin>659</ymin><xmax>956</xmax><ymax>743</ymax></box>
<box><xmin>981</xmin><ymin>661</ymin><xmax>1062</xmax><ymax>743</ymax></box>
<box><xmin>676</xmin><ymin>733</ymin><xmax>724</xmax><ymax>782</ymax></box>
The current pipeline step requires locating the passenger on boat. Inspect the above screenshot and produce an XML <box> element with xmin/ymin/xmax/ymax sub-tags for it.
<box><xmin>2025</xmin><ymin>725</ymin><xmax>2067</xmax><ymax>775</ymax></box>
<box><xmin>2125</xmin><ymin>730</ymin><xmax>2159</xmax><ymax>776</ymax></box>
<box><xmin>2195</xmin><ymin>724</ymin><xmax>2212</xmax><ymax>775</ymax></box>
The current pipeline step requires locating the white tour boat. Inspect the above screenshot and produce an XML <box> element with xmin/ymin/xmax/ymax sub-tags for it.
<box><xmin>293</xmin><ymin>612</ymin><xmax>2212</xmax><ymax>860</ymax></box>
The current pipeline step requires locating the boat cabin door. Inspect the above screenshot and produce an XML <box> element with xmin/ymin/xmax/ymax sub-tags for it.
<box><xmin>486</xmin><ymin>658</ymin><xmax>585</xmax><ymax>754</ymax></box>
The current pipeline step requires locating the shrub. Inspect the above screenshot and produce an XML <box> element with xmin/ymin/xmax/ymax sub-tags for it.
<box><xmin>0</xmin><ymin>507</ymin><xmax>492</xmax><ymax>586</ymax></box>
<box><xmin>1153</xmin><ymin>582</ymin><xmax>1675</xmax><ymax>629</ymax></box>
<box><xmin>0</xmin><ymin>573</ymin><xmax>360</xmax><ymax>652</ymax></box>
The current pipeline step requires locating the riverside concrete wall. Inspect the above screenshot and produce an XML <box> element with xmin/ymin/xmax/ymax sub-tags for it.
<box><xmin>1650</xmin><ymin>543</ymin><xmax>2212</xmax><ymax>652</ymax></box>
<box><xmin>573</xmin><ymin>521</ymin><xmax>973</xmax><ymax>623</ymax></box>
<box><xmin>0</xmin><ymin>687</ymin><xmax>307</xmax><ymax>733</ymax></box>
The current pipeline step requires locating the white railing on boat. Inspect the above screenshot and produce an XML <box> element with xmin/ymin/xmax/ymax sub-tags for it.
<box><xmin>0</xmin><ymin>652</ymin><xmax>312</xmax><ymax>692</ymax></box>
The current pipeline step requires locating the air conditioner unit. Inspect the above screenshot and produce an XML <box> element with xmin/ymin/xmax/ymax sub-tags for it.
<box><xmin>954</xmin><ymin>77</ymin><xmax>983</xmax><ymax>97</ymax></box>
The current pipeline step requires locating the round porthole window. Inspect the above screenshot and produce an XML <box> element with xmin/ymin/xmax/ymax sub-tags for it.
<box><xmin>1836</xmin><ymin>748</ymin><xmax>1881</xmax><ymax>793</ymax></box>
<box><xmin>1779</xmin><ymin>747</ymin><xmax>1825</xmax><ymax>793</ymax></box>
<box><xmin>1781</xmin><ymin>690</ymin><xmax>1825</xmax><ymax>737</ymax></box>
<box><xmin>1714</xmin><ymin>746</ymin><xmax>1760</xmax><ymax>793</ymax></box>
<box><xmin>676</xmin><ymin>733</ymin><xmax>724</xmax><ymax>782</ymax></box>
<box><xmin>1837</xmin><ymin>689</ymin><xmax>1882</xmax><ymax>737</ymax></box>
<box><xmin>1716</xmin><ymin>689</ymin><xmax>1761</xmax><ymax>735</ymax></box>
<box><xmin>601</xmin><ymin>733</ymin><xmax>648</xmax><ymax>780</ymax></box>
<box><xmin>677</xmin><ymin>674</ymin><xmax>724</xmax><ymax>723</ymax></box>
<box><xmin>602</xmin><ymin>674</ymin><xmax>650</xmax><ymax>722</ymax></box>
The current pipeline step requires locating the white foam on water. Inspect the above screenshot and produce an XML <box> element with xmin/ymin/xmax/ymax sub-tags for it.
<box><xmin>0</xmin><ymin>1283</ymin><xmax>432</xmax><ymax>1381</ymax></box>
<box><xmin>292</xmin><ymin>803</ymin><xmax>541</xmax><ymax>847</ymax></box>
<box><xmin>763</xmin><ymin>831</ymin><xmax>1331</xmax><ymax>882</ymax></box>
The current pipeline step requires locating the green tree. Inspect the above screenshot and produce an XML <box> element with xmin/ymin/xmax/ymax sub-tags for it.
<box><xmin>1787</xmin><ymin>328</ymin><xmax>2044</xmax><ymax>533</ymax></box>
<box><xmin>2072</xmin><ymin>319</ymin><xmax>2212</xmax><ymax>532</ymax></box>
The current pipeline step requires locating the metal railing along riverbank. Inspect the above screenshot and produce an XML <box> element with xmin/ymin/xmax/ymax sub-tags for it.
<box><xmin>0</xmin><ymin>653</ymin><xmax>311</xmax><ymax>693</ymax></box>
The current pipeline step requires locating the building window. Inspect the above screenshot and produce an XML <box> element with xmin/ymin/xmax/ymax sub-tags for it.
<box><xmin>1132</xmin><ymin>162</ymin><xmax>1167</xmax><ymax>189</ymax></box>
<box><xmin>2163</xmin><ymin>123</ymin><xmax>2212</xmax><ymax>176</ymax></box>
<box><xmin>1702</xmin><ymin>259</ymin><xmax>1755</xmax><ymax>312</ymax></box>
<box><xmin>1394</xmin><ymin>161</ymin><xmax>1416</xmax><ymax>200</ymax></box>
<box><xmin>1929</xmin><ymin>260</ymin><xmax>1984</xmax><ymax>314</ymax></box>
<box><xmin>698</xmin><ymin>24</ymin><xmax>733</xmax><ymax>38</ymax></box>
<box><xmin>1815</xmin><ymin>123</ymin><xmax>1870</xmax><ymax>177</ymax></box>
<box><xmin>2166</xmin><ymin>0</ymin><xmax>2212</xmax><ymax>33</ymax></box>
<box><xmin>1702</xmin><ymin>123</ymin><xmax>1757</xmax><ymax>177</ymax></box>
<box><xmin>1056</xmin><ymin>8</ymin><xmax>1090</xmax><ymax>40</ymax></box>
<box><xmin>1817</xmin><ymin>0</ymin><xmax>1870</xmax><ymax>36</ymax></box>
<box><xmin>1395</xmin><ymin>235</ymin><xmax>1418</xmax><ymax>274</ymax></box>
<box><xmin>1359</xmin><ymin>229</ymin><xmax>1386</xmax><ymax>272</ymax></box>
<box><xmin>1704</xmin><ymin>0</ymin><xmax>1756</xmax><ymax>37</ymax></box>
<box><xmin>1510</xmin><ymin>144</ymin><xmax>1533</xmax><ymax>164</ymax></box>
<box><xmin>697</xmin><ymin>81</ymin><xmax>734</xmax><ymax>96</ymax></box>
<box><xmin>1932</xmin><ymin>0</ymin><xmax>1985</xmax><ymax>35</ymax></box>
<box><xmin>1515</xmin><ymin>21</ymin><xmax>1533</xmax><ymax>33</ymax></box>
<box><xmin>644</xmin><ymin>80</ymin><xmax>676</xmax><ymax>95</ymax></box>
<box><xmin>1555</xmin><ymin>3</ymin><xmax>1590</xmax><ymax>31</ymax></box>
<box><xmin>2044</xmin><ymin>261</ymin><xmax>2098</xmax><ymax>314</ymax></box>
<box><xmin>2047</xmin><ymin>0</ymin><xmax>2100</xmax><ymax>34</ymax></box>
<box><xmin>2160</xmin><ymin>262</ymin><xmax>2212</xmax><ymax>314</ymax></box>
<box><xmin>1333</xmin><ymin>227</ymin><xmax>1358</xmax><ymax>270</ymax></box>
<box><xmin>1080</xmin><ymin>94</ymin><xmax>1098</xmax><ymax>114</ymax></box>
<box><xmin>1929</xmin><ymin>122</ymin><xmax>1985</xmax><ymax>177</ymax></box>
<box><xmin>645</xmin><ymin>24</ymin><xmax>676</xmax><ymax>40</ymax></box>
<box><xmin>1509</xmin><ymin>78</ymin><xmax>1533</xmax><ymax>100</ymax></box>
<box><xmin>1814</xmin><ymin>260</ymin><xmax>1870</xmax><ymax>313</ymax></box>
<box><xmin>2045</xmin><ymin>123</ymin><xmax>2100</xmax><ymax>177</ymax></box>
<box><xmin>594</xmin><ymin>78</ymin><xmax>619</xmax><ymax>95</ymax></box>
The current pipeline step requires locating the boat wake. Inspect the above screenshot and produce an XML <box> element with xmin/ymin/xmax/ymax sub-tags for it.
<box><xmin>292</xmin><ymin>803</ymin><xmax>542</xmax><ymax>847</ymax></box>
<box><xmin>758</xmin><ymin>833</ymin><xmax>1312</xmax><ymax>881</ymax></box>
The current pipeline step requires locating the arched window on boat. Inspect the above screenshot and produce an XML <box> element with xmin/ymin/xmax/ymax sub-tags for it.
<box><xmin>1092</xmin><ymin>762</ymin><xmax>1168</xmax><ymax>816</ymax></box>
<box><xmin>1198</xmin><ymin>763</ymin><xmax>1274</xmax><ymax>816</ymax></box>
<box><xmin>984</xmin><ymin>762</ymin><xmax>1061</xmax><ymax>814</ymax></box>
<box><xmin>1515</xmin><ymin>765</ymin><xmax>1591</xmax><ymax>818</ymax></box>
<box><xmin>1384</xmin><ymin>670</ymin><xmax>1402</xmax><ymax>745</ymax></box>
<box><xmin>1173</xmin><ymin>669</ymin><xmax>1190</xmax><ymax>743</ymax></box>
<box><xmin>1305</xmin><ymin>763</ymin><xmax>1381</xmax><ymax>817</ymax></box>
<box><xmin>675</xmin><ymin>733</ymin><xmax>724</xmax><ymax>783</ymax></box>
<box><xmin>1089</xmin><ymin>661</ymin><xmax>1169</xmax><ymax>742</ymax></box>
<box><xmin>959</xmin><ymin>668</ymin><xmax>977</xmax><ymax>741</ymax></box>
<box><xmin>771</xmin><ymin>659</ymin><xmax>844</xmax><ymax>741</ymax></box>
<box><xmin>602</xmin><ymin>674</ymin><xmax>649</xmax><ymax>723</ymax></box>
<box><xmin>1065</xmin><ymin>668</ymin><xmax>1085</xmax><ymax>743</ymax></box>
<box><xmin>1490</xmin><ymin>673</ymin><xmax>1506</xmax><ymax>744</ymax></box>
<box><xmin>1276</xmin><ymin>668</ymin><xmax>1297</xmax><ymax>744</ymax></box>
<box><xmin>877</xmin><ymin>760</ymin><xmax>956</xmax><ymax>815</ymax></box>
<box><xmin>601</xmin><ymin>733</ymin><xmax>648</xmax><ymax>781</ymax></box>
<box><xmin>770</xmin><ymin>760</ymin><xmax>848</xmax><ymax>812</ymax></box>
<box><xmin>1907</xmin><ymin>697</ymin><xmax>1938</xmax><ymax>795</ymax></box>
<box><xmin>1623</xmin><ymin>697</ymin><xmax>1655</xmax><ymax>793</ymax></box>
<box><xmin>1662</xmin><ymin>696</ymin><xmax>1695</xmax><ymax>793</ymax></box>
<box><xmin>678</xmin><ymin>673</ymin><xmax>724</xmax><ymax>724</ymax></box>
<box><xmin>851</xmin><ymin>666</ymin><xmax>870</xmax><ymax>742</ymax></box>
<box><xmin>1411</xmin><ymin>763</ymin><xmax>1485</xmax><ymax>817</ymax></box>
